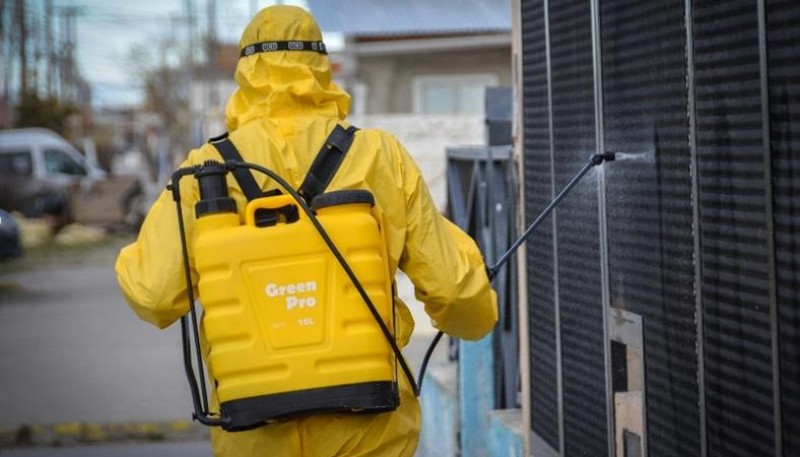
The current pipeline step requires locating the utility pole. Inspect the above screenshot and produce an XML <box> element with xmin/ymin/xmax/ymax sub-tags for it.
<box><xmin>0</xmin><ymin>0</ymin><xmax>8</xmax><ymax>126</ymax></box>
<box><xmin>206</xmin><ymin>0</ymin><xmax>218</xmax><ymax>108</ymax></box>
<box><xmin>45</xmin><ymin>0</ymin><xmax>54</xmax><ymax>97</ymax></box>
<box><xmin>59</xmin><ymin>7</ymin><xmax>78</xmax><ymax>103</ymax></box>
<box><xmin>183</xmin><ymin>0</ymin><xmax>196</xmax><ymax>67</ymax></box>
<box><xmin>207</xmin><ymin>0</ymin><xmax>217</xmax><ymax>71</ymax></box>
<box><xmin>0</xmin><ymin>1</ymin><xmax>6</xmax><ymax>93</ymax></box>
<box><xmin>31</xmin><ymin>3</ymin><xmax>41</xmax><ymax>95</ymax></box>
<box><xmin>15</xmin><ymin>0</ymin><xmax>27</xmax><ymax>97</ymax></box>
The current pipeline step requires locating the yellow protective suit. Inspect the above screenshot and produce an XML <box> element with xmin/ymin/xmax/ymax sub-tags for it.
<box><xmin>115</xmin><ymin>5</ymin><xmax>497</xmax><ymax>457</ymax></box>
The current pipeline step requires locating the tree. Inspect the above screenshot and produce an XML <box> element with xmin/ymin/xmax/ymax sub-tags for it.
<box><xmin>127</xmin><ymin>37</ymin><xmax>192</xmax><ymax>181</ymax></box>
<box><xmin>14</xmin><ymin>91</ymin><xmax>76</xmax><ymax>135</ymax></box>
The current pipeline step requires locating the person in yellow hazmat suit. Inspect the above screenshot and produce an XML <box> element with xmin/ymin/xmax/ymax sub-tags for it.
<box><xmin>115</xmin><ymin>5</ymin><xmax>497</xmax><ymax>457</ymax></box>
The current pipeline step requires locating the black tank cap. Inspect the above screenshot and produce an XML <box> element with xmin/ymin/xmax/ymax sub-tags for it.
<box><xmin>311</xmin><ymin>189</ymin><xmax>375</xmax><ymax>211</ymax></box>
<box><xmin>195</xmin><ymin>161</ymin><xmax>237</xmax><ymax>217</ymax></box>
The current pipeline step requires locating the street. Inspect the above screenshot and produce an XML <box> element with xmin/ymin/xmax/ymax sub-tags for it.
<box><xmin>0</xmin><ymin>237</ymin><xmax>193</xmax><ymax>428</ymax></box>
<box><xmin>0</xmin><ymin>234</ymin><xmax>437</xmax><ymax>455</ymax></box>
<box><xmin>0</xmin><ymin>441</ymin><xmax>211</xmax><ymax>457</ymax></box>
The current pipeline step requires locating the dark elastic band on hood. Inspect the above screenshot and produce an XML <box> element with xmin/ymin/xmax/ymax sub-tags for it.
<box><xmin>240</xmin><ymin>40</ymin><xmax>327</xmax><ymax>58</ymax></box>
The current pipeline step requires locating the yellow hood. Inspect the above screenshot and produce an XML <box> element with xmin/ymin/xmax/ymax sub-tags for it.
<box><xmin>224</xmin><ymin>5</ymin><xmax>350</xmax><ymax>131</ymax></box>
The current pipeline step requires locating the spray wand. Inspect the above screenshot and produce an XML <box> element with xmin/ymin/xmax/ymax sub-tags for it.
<box><xmin>416</xmin><ymin>151</ymin><xmax>616</xmax><ymax>390</ymax></box>
<box><xmin>169</xmin><ymin>149</ymin><xmax>616</xmax><ymax>424</ymax></box>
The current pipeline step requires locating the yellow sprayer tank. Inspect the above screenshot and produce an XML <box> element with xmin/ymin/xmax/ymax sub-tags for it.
<box><xmin>193</xmin><ymin>190</ymin><xmax>397</xmax><ymax>431</ymax></box>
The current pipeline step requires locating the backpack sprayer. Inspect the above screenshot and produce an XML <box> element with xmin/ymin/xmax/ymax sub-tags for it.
<box><xmin>168</xmin><ymin>126</ymin><xmax>421</xmax><ymax>432</ymax></box>
<box><xmin>415</xmin><ymin>151</ymin><xmax>616</xmax><ymax>390</ymax></box>
<box><xmin>168</xmin><ymin>125</ymin><xmax>615</xmax><ymax>430</ymax></box>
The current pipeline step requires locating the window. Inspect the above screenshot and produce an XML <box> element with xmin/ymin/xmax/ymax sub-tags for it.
<box><xmin>0</xmin><ymin>151</ymin><xmax>34</xmax><ymax>176</ymax></box>
<box><xmin>43</xmin><ymin>149</ymin><xmax>86</xmax><ymax>176</ymax></box>
<box><xmin>413</xmin><ymin>74</ymin><xmax>498</xmax><ymax>115</ymax></box>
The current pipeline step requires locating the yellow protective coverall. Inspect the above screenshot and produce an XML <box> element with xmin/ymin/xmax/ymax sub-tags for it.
<box><xmin>115</xmin><ymin>5</ymin><xmax>497</xmax><ymax>457</ymax></box>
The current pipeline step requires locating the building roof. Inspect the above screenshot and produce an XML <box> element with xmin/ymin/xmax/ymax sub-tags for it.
<box><xmin>307</xmin><ymin>0</ymin><xmax>511</xmax><ymax>37</ymax></box>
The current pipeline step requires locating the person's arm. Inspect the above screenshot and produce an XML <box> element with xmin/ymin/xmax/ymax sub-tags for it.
<box><xmin>397</xmin><ymin>145</ymin><xmax>498</xmax><ymax>341</ymax></box>
<box><xmin>115</xmin><ymin>158</ymin><xmax>201</xmax><ymax>329</ymax></box>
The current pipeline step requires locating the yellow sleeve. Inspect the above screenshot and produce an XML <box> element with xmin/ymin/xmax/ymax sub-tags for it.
<box><xmin>397</xmin><ymin>144</ymin><xmax>498</xmax><ymax>341</ymax></box>
<box><xmin>115</xmin><ymin>159</ymin><xmax>200</xmax><ymax>329</ymax></box>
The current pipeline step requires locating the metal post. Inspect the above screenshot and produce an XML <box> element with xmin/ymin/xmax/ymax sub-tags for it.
<box><xmin>510</xmin><ymin>0</ymin><xmax>532</xmax><ymax>454</ymax></box>
<box><xmin>757</xmin><ymin>0</ymin><xmax>781</xmax><ymax>455</ymax></box>
<box><xmin>16</xmin><ymin>0</ymin><xmax>26</xmax><ymax>97</ymax></box>
<box><xmin>685</xmin><ymin>0</ymin><xmax>706</xmax><ymax>455</ymax></box>
<box><xmin>542</xmin><ymin>0</ymin><xmax>565</xmax><ymax>453</ymax></box>
<box><xmin>589</xmin><ymin>0</ymin><xmax>614</xmax><ymax>455</ymax></box>
<box><xmin>45</xmin><ymin>0</ymin><xmax>53</xmax><ymax>96</ymax></box>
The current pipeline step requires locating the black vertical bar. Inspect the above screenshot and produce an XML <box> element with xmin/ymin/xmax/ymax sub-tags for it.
<box><xmin>543</xmin><ymin>0</ymin><xmax>564</xmax><ymax>451</ymax></box>
<box><xmin>685</xmin><ymin>0</ymin><xmax>708</xmax><ymax>457</ymax></box>
<box><xmin>590</xmin><ymin>0</ymin><xmax>614</xmax><ymax>454</ymax></box>
<box><xmin>523</xmin><ymin>0</ymin><xmax>561</xmax><ymax>450</ymax></box>
<box><xmin>757</xmin><ymin>0</ymin><xmax>781</xmax><ymax>455</ymax></box>
<box><xmin>694</xmin><ymin>1</ymin><xmax>775</xmax><ymax>454</ymax></box>
<box><xmin>685</xmin><ymin>0</ymin><xmax>707</xmax><ymax>455</ymax></box>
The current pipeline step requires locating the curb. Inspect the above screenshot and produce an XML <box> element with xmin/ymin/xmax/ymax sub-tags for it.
<box><xmin>0</xmin><ymin>420</ymin><xmax>209</xmax><ymax>449</ymax></box>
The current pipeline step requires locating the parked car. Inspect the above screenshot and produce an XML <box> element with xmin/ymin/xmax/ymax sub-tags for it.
<box><xmin>0</xmin><ymin>209</ymin><xmax>22</xmax><ymax>261</ymax></box>
<box><xmin>0</xmin><ymin>128</ymin><xmax>103</xmax><ymax>218</ymax></box>
<box><xmin>0</xmin><ymin>128</ymin><xmax>143</xmax><ymax>227</ymax></box>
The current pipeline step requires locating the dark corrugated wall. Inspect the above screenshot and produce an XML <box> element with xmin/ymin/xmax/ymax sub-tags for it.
<box><xmin>693</xmin><ymin>1</ymin><xmax>775</xmax><ymax>456</ymax></box>
<box><xmin>521</xmin><ymin>0</ymin><xmax>560</xmax><ymax>449</ymax></box>
<box><xmin>521</xmin><ymin>0</ymin><xmax>609</xmax><ymax>453</ymax></box>
<box><xmin>520</xmin><ymin>0</ymin><xmax>800</xmax><ymax>456</ymax></box>
<box><xmin>768</xmin><ymin>0</ymin><xmax>800</xmax><ymax>455</ymax></box>
<box><xmin>601</xmin><ymin>1</ymin><xmax>700</xmax><ymax>456</ymax></box>
<box><xmin>548</xmin><ymin>0</ymin><xmax>608</xmax><ymax>454</ymax></box>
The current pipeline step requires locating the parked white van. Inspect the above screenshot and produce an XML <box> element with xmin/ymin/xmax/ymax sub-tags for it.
<box><xmin>0</xmin><ymin>128</ymin><xmax>105</xmax><ymax>219</ymax></box>
<box><xmin>0</xmin><ymin>127</ymin><xmax>104</xmax><ymax>182</ymax></box>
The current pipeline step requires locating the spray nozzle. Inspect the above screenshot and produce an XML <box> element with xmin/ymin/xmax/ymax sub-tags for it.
<box><xmin>590</xmin><ymin>152</ymin><xmax>616</xmax><ymax>165</ymax></box>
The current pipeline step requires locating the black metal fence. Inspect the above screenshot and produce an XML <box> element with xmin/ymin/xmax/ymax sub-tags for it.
<box><xmin>446</xmin><ymin>142</ymin><xmax>519</xmax><ymax>410</ymax></box>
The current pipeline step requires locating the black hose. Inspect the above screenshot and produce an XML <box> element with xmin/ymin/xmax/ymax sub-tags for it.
<box><xmin>170</xmin><ymin>170</ymin><xmax>229</xmax><ymax>427</ymax></box>
<box><xmin>416</xmin><ymin>331</ymin><xmax>444</xmax><ymax>388</ymax></box>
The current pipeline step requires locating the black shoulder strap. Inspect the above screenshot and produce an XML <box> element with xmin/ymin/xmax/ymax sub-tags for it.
<box><xmin>209</xmin><ymin>133</ymin><xmax>263</xmax><ymax>201</ymax></box>
<box><xmin>207</xmin><ymin>125</ymin><xmax>357</xmax><ymax>203</ymax></box>
<box><xmin>299</xmin><ymin>125</ymin><xmax>358</xmax><ymax>204</ymax></box>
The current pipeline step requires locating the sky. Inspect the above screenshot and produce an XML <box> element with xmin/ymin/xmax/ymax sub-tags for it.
<box><xmin>51</xmin><ymin>0</ymin><xmax>308</xmax><ymax>108</ymax></box>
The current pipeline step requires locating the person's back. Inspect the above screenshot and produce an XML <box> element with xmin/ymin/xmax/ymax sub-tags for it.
<box><xmin>115</xmin><ymin>5</ymin><xmax>497</xmax><ymax>456</ymax></box>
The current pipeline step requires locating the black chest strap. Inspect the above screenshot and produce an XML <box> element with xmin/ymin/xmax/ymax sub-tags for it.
<box><xmin>298</xmin><ymin>125</ymin><xmax>358</xmax><ymax>204</ymax></box>
<box><xmin>208</xmin><ymin>125</ymin><xmax>358</xmax><ymax>203</ymax></box>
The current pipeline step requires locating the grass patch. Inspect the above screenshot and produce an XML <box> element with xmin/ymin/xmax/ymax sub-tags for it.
<box><xmin>0</xmin><ymin>233</ymin><xmax>135</xmax><ymax>274</ymax></box>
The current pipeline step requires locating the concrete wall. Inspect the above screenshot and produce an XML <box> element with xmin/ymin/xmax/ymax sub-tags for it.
<box><xmin>489</xmin><ymin>409</ymin><xmax>525</xmax><ymax>457</ymax></box>
<box><xmin>419</xmin><ymin>336</ymin><xmax>525</xmax><ymax>457</ymax></box>
<box><xmin>419</xmin><ymin>364</ymin><xmax>459</xmax><ymax>457</ymax></box>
